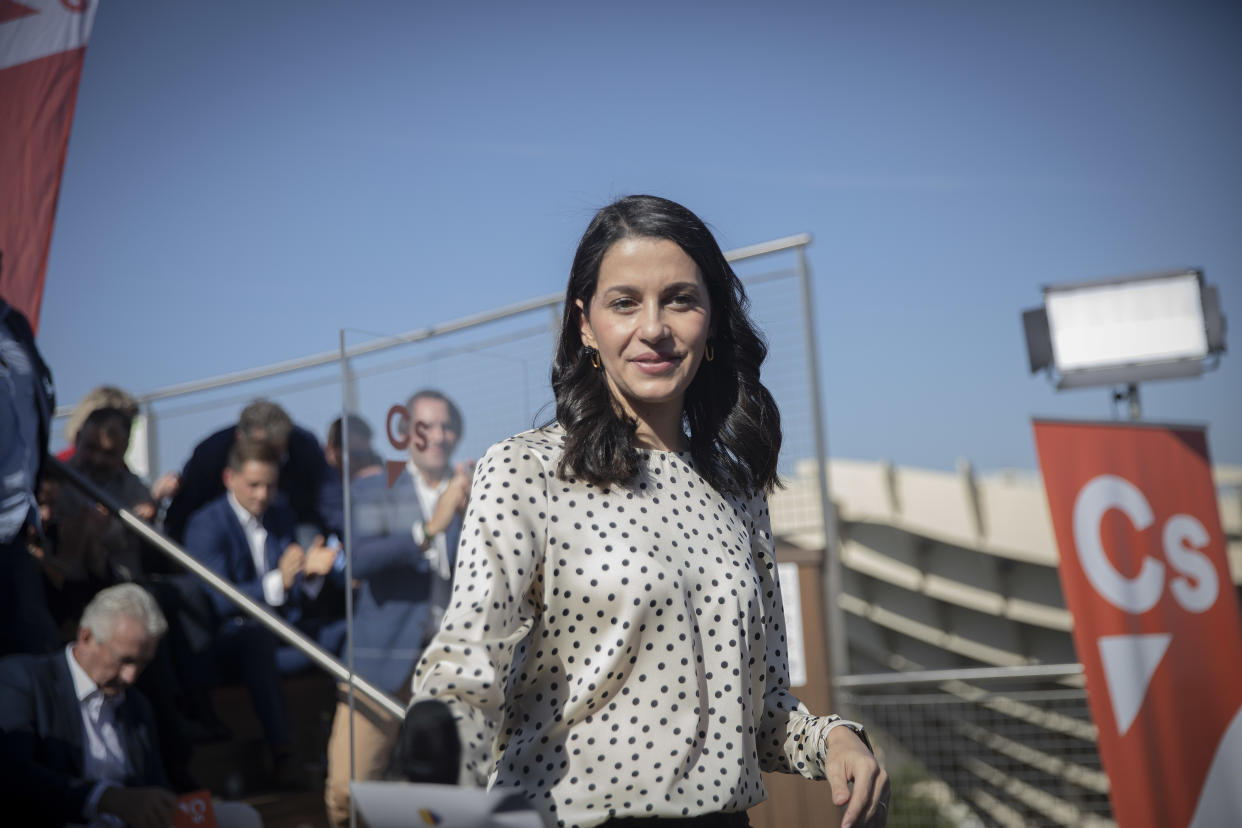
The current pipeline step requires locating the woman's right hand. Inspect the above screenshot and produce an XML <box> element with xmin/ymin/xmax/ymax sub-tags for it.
<box><xmin>825</xmin><ymin>726</ymin><xmax>890</xmax><ymax>827</ymax></box>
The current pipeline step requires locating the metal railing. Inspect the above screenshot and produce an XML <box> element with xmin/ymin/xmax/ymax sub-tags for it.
<box><xmin>49</xmin><ymin>456</ymin><xmax>405</xmax><ymax>719</ymax></box>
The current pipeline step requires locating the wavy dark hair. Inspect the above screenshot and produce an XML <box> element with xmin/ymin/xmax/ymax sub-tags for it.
<box><xmin>552</xmin><ymin>195</ymin><xmax>781</xmax><ymax>495</ymax></box>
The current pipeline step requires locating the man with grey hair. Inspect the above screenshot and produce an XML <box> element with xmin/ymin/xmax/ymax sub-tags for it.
<box><xmin>163</xmin><ymin>398</ymin><xmax>330</xmax><ymax>544</ymax></box>
<box><xmin>0</xmin><ymin>583</ymin><xmax>175</xmax><ymax>826</ymax></box>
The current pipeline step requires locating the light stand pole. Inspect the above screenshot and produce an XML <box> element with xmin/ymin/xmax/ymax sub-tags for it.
<box><xmin>795</xmin><ymin>243</ymin><xmax>850</xmax><ymax>682</ymax></box>
<box><xmin>1113</xmin><ymin>383</ymin><xmax>1142</xmax><ymax>420</ymax></box>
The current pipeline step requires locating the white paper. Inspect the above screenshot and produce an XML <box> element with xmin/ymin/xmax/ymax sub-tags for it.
<box><xmin>351</xmin><ymin>781</ymin><xmax>545</xmax><ymax>828</ymax></box>
<box><xmin>777</xmin><ymin>562</ymin><xmax>807</xmax><ymax>687</ymax></box>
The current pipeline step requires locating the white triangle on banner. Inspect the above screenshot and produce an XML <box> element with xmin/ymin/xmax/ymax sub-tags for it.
<box><xmin>1098</xmin><ymin>633</ymin><xmax>1172</xmax><ymax>736</ymax></box>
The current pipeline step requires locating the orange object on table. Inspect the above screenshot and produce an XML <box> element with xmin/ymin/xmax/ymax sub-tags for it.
<box><xmin>173</xmin><ymin>790</ymin><xmax>218</xmax><ymax>828</ymax></box>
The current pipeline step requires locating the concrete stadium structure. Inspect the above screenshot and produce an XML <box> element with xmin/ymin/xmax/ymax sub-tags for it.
<box><xmin>770</xmin><ymin>458</ymin><xmax>1242</xmax><ymax>673</ymax></box>
<box><xmin>766</xmin><ymin>458</ymin><xmax>1242</xmax><ymax>826</ymax></box>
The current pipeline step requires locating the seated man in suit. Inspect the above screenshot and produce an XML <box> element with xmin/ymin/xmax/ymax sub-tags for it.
<box><xmin>163</xmin><ymin>399</ymin><xmax>330</xmax><ymax>546</ymax></box>
<box><xmin>185</xmin><ymin>438</ymin><xmax>342</xmax><ymax>785</ymax></box>
<box><xmin>46</xmin><ymin>406</ymin><xmax>210</xmax><ymax>791</ymax></box>
<box><xmin>0</xmin><ymin>583</ymin><xmax>261</xmax><ymax>827</ymax></box>
<box><xmin>0</xmin><ymin>583</ymin><xmax>172</xmax><ymax>826</ymax></box>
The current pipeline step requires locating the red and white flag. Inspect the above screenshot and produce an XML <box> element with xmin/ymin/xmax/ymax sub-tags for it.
<box><xmin>0</xmin><ymin>0</ymin><xmax>99</xmax><ymax>330</ymax></box>
<box><xmin>1034</xmin><ymin>419</ymin><xmax>1242</xmax><ymax>828</ymax></box>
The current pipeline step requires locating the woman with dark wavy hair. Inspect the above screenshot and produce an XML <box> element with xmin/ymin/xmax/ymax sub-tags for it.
<box><xmin>410</xmin><ymin>195</ymin><xmax>889</xmax><ymax>828</ymax></box>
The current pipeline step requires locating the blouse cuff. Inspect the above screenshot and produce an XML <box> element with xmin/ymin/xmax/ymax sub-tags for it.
<box><xmin>783</xmin><ymin>708</ymin><xmax>840</xmax><ymax>780</ymax></box>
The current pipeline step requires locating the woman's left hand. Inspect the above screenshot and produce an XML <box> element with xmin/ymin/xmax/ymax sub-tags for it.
<box><xmin>824</xmin><ymin>725</ymin><xmax>890</xmax><ymax>828</ymax></box>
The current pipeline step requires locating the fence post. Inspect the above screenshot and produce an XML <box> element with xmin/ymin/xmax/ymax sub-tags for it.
<box><xmin>795</xmin><ymin>243</ymin><xmax>849</xmax><ymax>681</ymax></box>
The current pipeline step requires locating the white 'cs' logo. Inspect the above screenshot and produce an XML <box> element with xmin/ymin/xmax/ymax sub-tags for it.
<box><xmin>1072</xmin><ymin>474</ymin><xmax>1218</xmax><ymax>614</ymax></box>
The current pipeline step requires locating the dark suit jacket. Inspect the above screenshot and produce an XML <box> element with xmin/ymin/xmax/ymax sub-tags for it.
<box><xmin>183</xmin><ymin>494</ymin><xmax>303</xmax><ymax>625</ymax></box>
<box><xmin>319</xmin><ymin>473</ymin><xmax>345</xmax><ymax>539</ymax></box>
<box><xmin>390</xmin><ymin>469</ymin><xmax>461</xmax><ymax>620</ymax></box>
<box><xmin>163</xmin><ymin>423</ymin><xmax>329</xmax><ymax>543</ymax></box>
<box><xmin>346</xmin><ymin>472</ymin><xmax>432</xmax><ymax>692</ymax></box>
<box><xmin>344</xmin><ymin>470</ymin><xmax>463</xmax><ymax>691</ymax></box>
<box><xmin>0</xmin><ymin>651</ymin><xmax>166</xmax><ymax>826</ymax></box>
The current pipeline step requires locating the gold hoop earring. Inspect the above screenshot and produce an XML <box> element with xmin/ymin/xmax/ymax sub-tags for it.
<box><xmin>704</xmin><ymin>343</ymin><xmax>715</xmax><ymax>363</ymax></box>
<box><xmin>588</xmin><ymin>348</ymin><xmax>601</xmax><ymax>369</ymax></box>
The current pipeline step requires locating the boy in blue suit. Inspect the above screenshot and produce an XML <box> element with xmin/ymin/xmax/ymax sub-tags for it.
<box><xmin>185</xmin><ymin>438</ymin><xmax>342</xmax><ymax>785</ymax></box>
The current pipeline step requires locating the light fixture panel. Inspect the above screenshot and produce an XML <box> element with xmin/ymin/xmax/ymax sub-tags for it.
<box><xmin>1045</xmin><ymin>272</ymin><xmax>1208</xmax><ymax>373</ymax></box>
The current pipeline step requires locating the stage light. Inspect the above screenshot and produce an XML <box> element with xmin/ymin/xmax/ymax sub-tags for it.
<box><xmin>1022</xmin><ymin>269</ymin><xmax>1226</xmax><ymax>414</ymax></box>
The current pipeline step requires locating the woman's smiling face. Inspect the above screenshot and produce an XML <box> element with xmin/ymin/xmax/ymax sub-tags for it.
<box><xmin>577</xmin><ymin>236</ymin><xmax>712</xmax><ymax>426</ymax></box>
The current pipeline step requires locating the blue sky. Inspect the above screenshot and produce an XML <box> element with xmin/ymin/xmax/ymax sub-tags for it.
<box><xmin>36</xmin><ymin>0</ymin><xmax>1242</xmax><ymax>474</ymax></box>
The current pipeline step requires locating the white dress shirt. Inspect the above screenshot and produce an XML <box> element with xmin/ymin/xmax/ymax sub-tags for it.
<box><xmin>406</xmin><ymin>460</ymin><xmax>451</xmax><ymax>579</ymax></box>
<box><xmin>226</xmin><ymin>492</ymin><xmax>325</xmax><ymax>604</ymax></box>
<box><xmin>226</xmin><ymin>492</ymin><xmax>287</xmax><ymax>607</ymax></box>
<box><xmin>65</xmin><ymin>645</ymin><xmax>128</xmax><ymax>827</ymax></box>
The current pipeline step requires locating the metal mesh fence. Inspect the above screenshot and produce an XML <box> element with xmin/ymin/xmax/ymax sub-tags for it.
<box><xmin>336</xmin><ymin>268</ymin><xmax>816</xmax><ymax>478</ymax></box>
<box><xmin>339</xmin><ymin>310</ymin><xmax>560</xmax><ymax>467</ymax></box>
<box><xmin>739</xmin><ymin>266</ymin><xmax>815</xmax><ymax>479</ymax></box>
<box><xmin>839</xmin><ymin>674</ymin><xmax>1114</xmax><ymax>828</ymax></box>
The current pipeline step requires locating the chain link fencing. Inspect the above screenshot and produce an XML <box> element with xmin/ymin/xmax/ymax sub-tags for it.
<box><xmin>839</xmin><ymin>670</ymin><xmax>1114</xmax><ymax>827</ymax></box>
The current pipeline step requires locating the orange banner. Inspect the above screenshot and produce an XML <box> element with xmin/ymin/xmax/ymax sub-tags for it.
<box><xmin>0</xmin><ymin>0</ymin><xmax>98</xmax><ymax>330</ymax></box>
<box><xmin>1033</xmin><ymin>419</ymin><xmax>1242</xmax><ymax>827</ymax></box>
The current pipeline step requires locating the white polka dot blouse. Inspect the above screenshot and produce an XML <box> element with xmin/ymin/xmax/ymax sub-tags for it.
<box><xmin>411</xmin><ymin>425</ymin><xmax>839</xmax><ymax>828</ymax></box>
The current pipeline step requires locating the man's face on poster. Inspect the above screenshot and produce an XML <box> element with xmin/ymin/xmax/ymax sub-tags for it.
<box><xmin>407</xmin><ymin>396</ymin><xmax>459</xmax><ymax>480</ymax></box>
